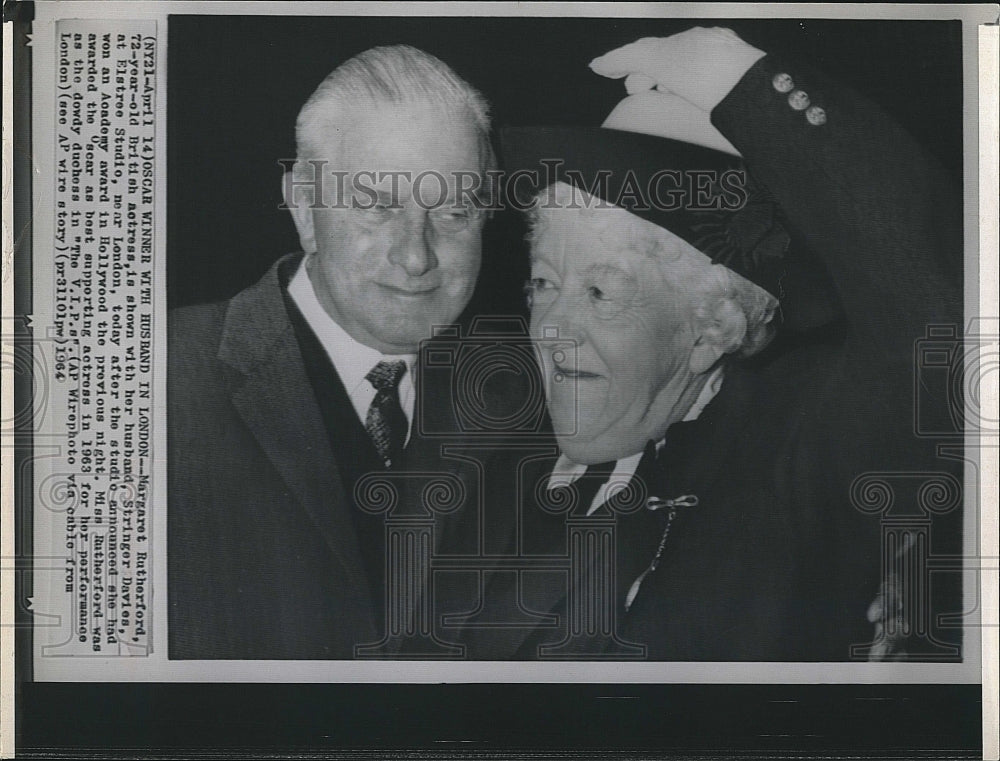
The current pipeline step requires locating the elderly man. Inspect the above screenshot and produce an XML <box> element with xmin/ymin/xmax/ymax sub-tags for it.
<box><xmin>168</xmin><ymin>46</ymin><xmax>495</xmax><ymax>659</ymax></box>
<box><xmin>484</xmin><ymin>27</ymin><xmax>962</xmax><ymax>660</ymax></box>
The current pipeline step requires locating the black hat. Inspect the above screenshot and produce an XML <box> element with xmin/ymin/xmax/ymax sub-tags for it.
<box><xmin>500</xmin><ymin>125</ymin><xmax>842</xmax><ymax>330</ymax></box>
<box><xmin>500</xmin><ymin>125</ymin><xmax>791</xmax><ymax>298</ymax></box>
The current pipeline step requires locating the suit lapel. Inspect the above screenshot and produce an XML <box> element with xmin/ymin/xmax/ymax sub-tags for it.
<box><xmin>405</xmin><ymin>359</ymin><xmax>477</xmax><ymax>550</ymax></box>
<box><xmin>456</xmin><ymin>451</ymin><xmax>564</xmax><ymax>659</ymax></box>
<box><xmin>391</xmin><ymin>363</ymin><xmax>482</xmax><ymax>656</ymax></box>
<box><xmin>219</xmin><ymin>255</ymin><xmax>377</xmax><ymax>636</ymax></box>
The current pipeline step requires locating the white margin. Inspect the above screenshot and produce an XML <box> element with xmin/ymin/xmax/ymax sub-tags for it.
<box><xmin>977</xmin><ymin>22</ymin><xmax>999</xmax><ymax>761</ymax></box>
<box><xmin>2</xmin><ymin>15</ymin><xmax>18</xmax><ymax>761</ymax></box>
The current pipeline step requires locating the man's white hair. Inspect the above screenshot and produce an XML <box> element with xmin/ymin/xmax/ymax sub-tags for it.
<box><xmin>295</xmin><ymin>44</ymin><xmax>495</xmax><ymax>173</ymax></box>
<box><xmin>527</xmin><ymin>182</ymin><xmax>779</xmax><ymax>358</ymax></box>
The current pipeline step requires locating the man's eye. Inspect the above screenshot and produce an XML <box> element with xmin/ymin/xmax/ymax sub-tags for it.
<box><xmin>355</xmin><ymin>202</ymin><xmax>395</xmax><ymax>219</ymax></box>
<box><xmin>430</xmin><ymin>208</ymin><xmax>480</xmax><ymax>229</ymax></box>
<box><xmin>432</xmin><ymin>210</ymin><xmax>466</xmax><ymax>221</ymax></box>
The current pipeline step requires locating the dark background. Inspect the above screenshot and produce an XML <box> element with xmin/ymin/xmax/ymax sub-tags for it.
<box><xmin>167</xmin><ymin>16</ymin><xmax>963</xmax><ymax>314</ymax></box>
<box><xmin>17</xmin><ymin>683</ymin><xmax>984</xmax><ymax>757</ymax></box>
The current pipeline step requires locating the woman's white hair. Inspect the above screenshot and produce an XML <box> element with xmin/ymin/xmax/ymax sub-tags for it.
<box><xmin>688</xmin><ymin>259</ymin><xmax>779</xmax><ymax>358</ymax></box>
<box><xmin>527</xmin><ymin>182</ymin><xmax>779</xmax><ymax>359</ymax></box>
<box><xmin>295</xmin><ymin>44</ymin><xmax>495</xmax><ymax>173</ymax></box>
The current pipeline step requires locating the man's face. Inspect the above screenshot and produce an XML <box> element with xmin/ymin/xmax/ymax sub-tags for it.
<box><xmin>528</xmin><ymin>201</ymin><xmax>705</xmax><ymax>464</ymax></box>
<box><xmin>297</xmin><ymin>102</ymin><xmax>485</xmax><ymax>354</ymax></box>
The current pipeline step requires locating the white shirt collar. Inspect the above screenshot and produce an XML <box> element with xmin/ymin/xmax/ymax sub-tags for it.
<box><xmin>683</xmin><ymin>364</ymin><xmax>725</xmax><ymax>422</ymax></box>
<box><xmin>287</xmin><ymin>259</ymin><xmax>417</xmax><ymax>437</ymax></box>
<box><xmin>546</xmin><ymin>365</ymin><xmax>725</xmax><ymax>513</ymax></box>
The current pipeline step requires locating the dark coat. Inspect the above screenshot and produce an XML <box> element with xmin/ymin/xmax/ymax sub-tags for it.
<box><xmin>167</xmin><ymin>254</ymin><xmax>492</xmax><ymax>659</ymax></box>
<box><xmin>463</xmin><ymin>54</ymin><xmax>964</xmax><ymax>661</ymax></box>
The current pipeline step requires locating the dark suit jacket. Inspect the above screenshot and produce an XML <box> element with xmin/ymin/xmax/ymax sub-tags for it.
<box><xmin>167</xmin><ymin>254</ymin><xmax>503</xmax><ymax>659</ymax></box>
<box><xmin>463</xmin><ymin>54</ymin><xmax>964</xmax><ymax>661</ymax></box>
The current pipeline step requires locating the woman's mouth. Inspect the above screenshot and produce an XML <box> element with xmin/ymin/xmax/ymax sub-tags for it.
<box><xmin>554</xmin><ymin>363</ymin><xmax>601</xmax><ymax>380</ymax></box>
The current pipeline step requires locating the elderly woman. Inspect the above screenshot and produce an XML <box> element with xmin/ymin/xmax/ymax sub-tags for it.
<box><xmin>475</xmin><ymin>27</ymin><xmax>962</xmax><ymax>661</ymax></box>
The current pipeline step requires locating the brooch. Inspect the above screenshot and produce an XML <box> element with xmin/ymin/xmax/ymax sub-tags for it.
<box><xmin>624</xmin><ymin>494</ymin><xmax>699</xmax><ymax>612</ymax></box>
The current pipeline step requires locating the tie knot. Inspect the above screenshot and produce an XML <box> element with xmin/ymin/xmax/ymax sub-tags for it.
<box><xmin>367</xmin><ymin>359</ymin><xmax>407</xmax><ymax>391</ymax></box>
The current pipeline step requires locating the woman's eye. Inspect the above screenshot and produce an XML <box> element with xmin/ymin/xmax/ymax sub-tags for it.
<box><xmin>524</xmin><ymin>278</ymin><xmax>557</xmax><ymax>307</ymax></box>
<box><xmin>588</xmin><ymin>285</ymin><xmax>609</xmax><ymax>301</ymax></box>
<box><xmin>529</xmin><ymin>277</ymin><xmax>559</xmax><ymax>294</ymax></box>
<box><xmin>588</xmin><ymin>283</ymin><xmax>631</xmax><ymax>318</ymax></box>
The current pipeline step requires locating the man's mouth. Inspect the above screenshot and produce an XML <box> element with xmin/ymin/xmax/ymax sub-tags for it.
<box><xmin>379</xmin><ymin>283</ymin><xmax>440</xmax><ymax>298</ymax></box>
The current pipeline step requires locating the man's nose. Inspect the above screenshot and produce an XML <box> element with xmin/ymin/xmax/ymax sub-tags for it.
<box><xmin>388</xmin><ymin>212</ymin><xmax>437</xmax><ymax>277</ymax></box>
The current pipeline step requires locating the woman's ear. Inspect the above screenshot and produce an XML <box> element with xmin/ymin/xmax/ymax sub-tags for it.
<box><xmin>282</xmin><ymin>171</ymin><xmax>317</xmax><ymax>254</ymax></box>
<box><xmin>689</xmin><ymin>296</ymin><xmax>747</xmax><ymax>374</ymax></box>
<box><xmin>689</xmin><ymin>337</ymin><xmax>725</xmax><ymax>375</ymax></box>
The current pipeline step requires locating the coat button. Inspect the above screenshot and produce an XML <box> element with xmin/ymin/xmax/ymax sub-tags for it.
<box><xmin>805</xmin><ymin>105</ymin><xmax>827</xmax><ymax>125</ymax></box>
<box><xmin>772</xmin><ymin>72</ymin><xmax>794</xmax><ymax>93</ymax></box>
<box><xmin>788</xmin><ymin>89</ymin><xmax>811</xmax><ymax>110</ymax></box>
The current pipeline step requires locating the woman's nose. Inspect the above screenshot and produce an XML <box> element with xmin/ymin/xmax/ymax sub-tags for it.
<box><xmin>534</xmin><ymin>291</ymin><xmax>586</xmax><ymax>345</ymax></box>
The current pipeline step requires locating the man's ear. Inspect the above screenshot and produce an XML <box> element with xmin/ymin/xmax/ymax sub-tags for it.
<box><xmin>282</xmin><ymin>171</ymin><xmax>317</xmax><ymax>254</ymax></box>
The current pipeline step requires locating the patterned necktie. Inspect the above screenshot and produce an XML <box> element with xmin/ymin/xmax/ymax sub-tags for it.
<box><xmin>365</xmin><ymin>359</ymin><xmax>408</xmax><ymax>468</ymax></box>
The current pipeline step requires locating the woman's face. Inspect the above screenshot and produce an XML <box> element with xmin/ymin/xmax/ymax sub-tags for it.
<box><xmin>528</xmin><ymin>197</ymin><xmax>706</xmax><ymax>464</ymax></box>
